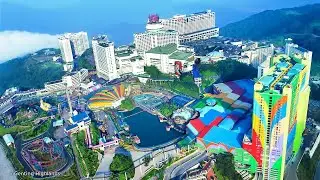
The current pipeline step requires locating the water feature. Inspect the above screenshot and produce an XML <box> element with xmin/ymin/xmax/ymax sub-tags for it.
<box><xmin>120</xmin><ymin>108</ymin><xmax>183</xmax><ymax>148</ymax></box>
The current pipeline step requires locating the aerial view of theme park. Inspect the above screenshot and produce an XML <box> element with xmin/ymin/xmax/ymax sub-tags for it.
<box><xmin>0</xmin><ymin>46</ymin><xmax>314</xmax><ymax>180</ymax></box>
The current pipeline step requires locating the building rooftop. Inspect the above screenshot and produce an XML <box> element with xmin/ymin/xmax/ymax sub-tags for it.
<box><xmin>169</xmin><ymin>51</ymin><xmax>193</xmax><ymax>61</ymax></box>
<box><xmin>170</xmin><ymin>10</ymin><xmax>212</xmax><ymax>19</ymax></box>
<box><xmin>116</xmin><ymin>49</ymin><xmax>133</xmax><ymax>57</ymax></box>
<box><xmin>3</xmin><ymin>134</ymin><xmax>14</xmax><ymax>145</ymax></box>
<box><xmin>43</xmin><ymin>137</ymin><xmax>53</xmax><ymax>144</ymax></box>
<box><xmin>135</xmin><ymin>29</ymin><xmax>177</xmax><ymax>36</ymax></box>
<box><xmin>71</xmin><ymin>112</ymin><xmax>90</xmax><ymax>124</ymax></box>
<box><xmin>45</xmin><ymin>79</ymin><xmax>64</xmax><ymax>85</ymax></box>
<box><xmin>257</xmin><ymin>54</ymin><xmax>307</xmax><ymax>92</ymax></box>
<box><xmin>65</xmin><ymin>124</ymin><xmax>78</xmax><ymax>131</ymax></box>
<box><xmin>53</xmin><ymin>119</ymin><xmax>64</xmax><ymax>127</ymax></box>
<box><xmin>130</xmin><ymin>56</ymin><xmax>143</xmax><ymax>61</ymax></box>
<box><xmin>187</xmin><ymin>79</ymin><xmax>254</xmax><ymax>149</ymax></box>
<box><xmin>93</xmin><ymin>35</ymin><xmax>113</xmax><ymax>47</ymax></box>
<box><xmin>183</xmin><ymin>27</ymin><xmax>218</xmax><ymax>36</ymax></box>
<box><xmin>98</xmin><ymin>42</ymin><xmax>113</xmax><ymax>48</ymax></box>
<box><xmin>146</xmin><ymin>43</ymin><xmax>177</xmax><ymax>54</ymax></box>
<box><xmin>260</xmin><ymin>76</ymin><xmax>275</xmax><ymax>87</ymax></box>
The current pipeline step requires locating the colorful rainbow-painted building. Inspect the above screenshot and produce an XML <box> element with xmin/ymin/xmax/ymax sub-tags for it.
<box><xmin>88</xmin><ymin>84</ymin><xmax>126</xmax><ymax>110</ymax></box>
<box><xmin>187</xmin><ymin>52</ymin><xmax>311</xmax><ymax>179</ymax></box>
<box><xmin>252</xmin><ymin>53</ymin><xmax>311</xmax><ymax>179</ymax></box>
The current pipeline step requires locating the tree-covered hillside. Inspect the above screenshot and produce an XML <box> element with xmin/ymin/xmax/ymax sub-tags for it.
<box><xmin>221</xmin><ymin>4</ymin><xmax>320</xmax><ymax>65</ymax></box>
<box><xmin>0</xmin><ymin>50</ymin><xmax>64</xmax><ymax>95</ymax></box>
<box><xmin>75</xmin><ymin>48</ymin><xmax>95</xmax><ymax>71</ymax></box>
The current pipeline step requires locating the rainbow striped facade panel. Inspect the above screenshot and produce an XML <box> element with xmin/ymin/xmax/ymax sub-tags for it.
<box><xmin>252</xmin><ymin>89</ymin><xmax>290</xmax><ymax>180</ymax></box>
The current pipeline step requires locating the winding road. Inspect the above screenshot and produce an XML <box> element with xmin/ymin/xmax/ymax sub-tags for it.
<box><xmin>164</xmin><ymin>150</ymin><xmax>207</xmax><ymax>180</ymax></box>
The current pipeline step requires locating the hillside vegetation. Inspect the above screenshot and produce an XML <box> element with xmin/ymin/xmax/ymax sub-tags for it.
<box><xmin>221</xmin><ymin>3</ymin><xmax>320</xmax><ymax>70</ymax></box>
<box><xmin>0</xmin><ymin>49</ymin><xmax>64</xmax><ymax>95</ymax></box>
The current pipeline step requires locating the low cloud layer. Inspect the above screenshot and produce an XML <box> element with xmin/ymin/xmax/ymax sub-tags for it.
<box><xmin>0</xmin><ymin>31</ymin><xmax>59</xmax><ymax>63</ymax></box>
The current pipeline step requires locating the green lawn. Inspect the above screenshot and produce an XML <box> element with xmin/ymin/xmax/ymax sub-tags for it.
<box><xmin>73</xmin><ymin>130</ymin><xmax>99</xmax><ymax>177</ymax></box>
<box><xmin>90</xmin><ymin>123</ymin><xmax>100</xmax><ymax>145</ymax></box>
<box><xmin>0</xmin><ymin>125</ymin><xmax>31</xmax><ymax>137</ymax></box>
<box><xmin>119</xmin><ymin>98</ymin><xmax>135</xmax><ymax>111</ymax></box>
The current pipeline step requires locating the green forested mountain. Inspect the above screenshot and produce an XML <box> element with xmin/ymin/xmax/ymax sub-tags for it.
<box><xmin>221</xmin><ymin>4</ymin><xmax>320</xmax><ymax>63</ymax></box>
<box><xmin>0</xmin><ymin>50</ymin><xmax>64</xmax><ymax>95</ymax></box>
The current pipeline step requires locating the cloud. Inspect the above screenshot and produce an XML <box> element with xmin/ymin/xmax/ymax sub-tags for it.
<box><xmin>0</xmin><ymin>31</ymin><xmax>59</xmax><ymax>63</ymax></box>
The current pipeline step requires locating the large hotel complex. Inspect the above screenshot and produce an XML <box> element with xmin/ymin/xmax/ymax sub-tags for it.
<box><xmin>160</xmin><ymin>10</ymin><xmax>219</xmax><ymax>43</ymax></box>
<box><xmin>134</xmin><ymin>10</ymin><xmax>219</xmax><ymax>53</ymax></box>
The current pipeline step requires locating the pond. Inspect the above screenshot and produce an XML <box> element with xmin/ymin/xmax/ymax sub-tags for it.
<box><xmin>120</xmin><ymin>108</ymin><xmax>183</xmax><ymax>148</ymax></box>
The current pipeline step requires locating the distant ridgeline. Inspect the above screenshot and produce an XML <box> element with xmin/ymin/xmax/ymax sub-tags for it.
<box><xmin>221</xmin><ymin>4</ymin><xmax>320</xmax><ymax>63</ymax></box>
<box><xmin>0</xmin><ymin>49</ymin><xmax>64</xmax><ymax>95</ymax></box>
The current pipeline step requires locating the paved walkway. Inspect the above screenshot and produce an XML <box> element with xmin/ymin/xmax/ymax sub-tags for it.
<box><xmin>94</xmin><ymin>145</ymin><xmax>179</xmax><ymax>180</ymax></box>
<box><xmin>0</xmin><ymin>145</ymin><xmax>17</xmax><ymax>180</ymax></box>
<box><xmin>164</xmin><ymin>150</ymin><xmax>206</xmax><ymax>180</ymax></box>
<box><xmin>285</xmin><ymin>149</ymin><xmax>303</xmax><ymax>180</ymax></box>
<box><xmin>95</xmin><ymin>153</ymin><xmax>114</xmax><ymax>178</ymax></box>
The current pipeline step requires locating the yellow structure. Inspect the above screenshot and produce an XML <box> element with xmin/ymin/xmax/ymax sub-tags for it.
<box><xmin>40</xmin><ymin>99</ymin><xmax>52</xmax><ymax>112</ymax></box>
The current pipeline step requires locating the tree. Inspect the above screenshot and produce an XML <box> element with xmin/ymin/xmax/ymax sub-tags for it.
<box><xmin>144</xmin><ymin>66</ymin><xmax>162</xmax><ymax>79</ymax></box>
<box><xmin>143</xmin><ymin>155</ymin><xmax>152</xmax><ymax>166</ymax></box>
<box><xmin>78</xmin><ymin>57</ymin><xmax>95</xmax><ymax>70</ymax></box>
<box><xmin>200</xmin><ymin>60</ymin><xmax>257</xmax><ymax>82</ymax></box>
<box><xmin>159</xmin><ymin>104</ymin><xmax>178</xmax><ymax>117</ymax></box>
<box><xmin>213</xmin><ymin>153</ymin><xmax>242</xmax><ymax>180</ymax></box>
<box><xmin>120</xmin><ymin>98</ymin><xmax>135</xmax><ymax>111</ymax></box>
<box><xmin>90</xmin><ymin>123</ymin><xmax>100</xmax><ymax>145</ymax></box>
<box><xmin>144</xmin><ymin>65</ymin><xmax>172</xmax><ymax>79</ymax></box>
<box><xmin>110</xmin><ymin>154</ymin><xmax>135</xmax><ymax>179</ymax></box>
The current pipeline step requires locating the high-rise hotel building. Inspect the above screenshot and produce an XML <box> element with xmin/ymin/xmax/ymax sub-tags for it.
<box><xmin>252</xmin><ymin>44</ymin><xmax>311</xmax><ymax>179</ymax></box>
<box><xmin>92</xmin><ymin>35</ymin><xmax>118</xmax><ymax>81</ymax></box>
<box><xmin>58</xmin><ymin>37</ymin><xmax>74</xmax><ymax>63</ymax></box>
<box><xmin>160</xmin><ymin>10</ymin><xmax>219</xmax><ymax>43</ymax></box>
<box><xmin>134</xmin><ymin>14</ymin><xmax>179</xmax><ymax>53</ymax></box>
<box><xmin>67</xmin><ymin>32</ymin><xmax>90</xmax><ymax>56</ymax></box>
<box><xmin>58</xmin><ymin>32</ymin><xmax>90</xmax><ymax>61</ymax></box>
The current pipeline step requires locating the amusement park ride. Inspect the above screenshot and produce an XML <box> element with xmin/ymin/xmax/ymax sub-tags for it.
<box><xmin>21</xmin><ymin>138</ymin><xmax>67</xmax><ymax>173</ymax></box>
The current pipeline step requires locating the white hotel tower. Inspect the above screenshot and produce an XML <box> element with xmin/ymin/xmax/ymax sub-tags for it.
<box><xmin>58</xmin><ymin>37</ymin><xmax>74</xmax><ymax>64</ymax></box>
<box><xmin>92</xmin><ymin>35</ymin><xmax>119</xmax><ymax>81</ymax></box>
<box><xmin>134</xmin><ymin>14</ymin><xmax>179</xmax><ymax>53</ymax></box>
<box><xmin>58</xmin><ymin>32</ymin><xmax>90</xmax><ymax>72</ymax></box>
<box><xmin>67</xmin><ymin>32</ymin><xmax>90</xmax><ymax>56</ymax></box>
<box><xmin>58</xmin><ymin>32</ymin><xmax>90</xmax><ymax>60</ymax></box>
<box><xmin>160</xmin><ymin>10</ymin><xmax>219</xmax><ymax>43</ymax></box>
